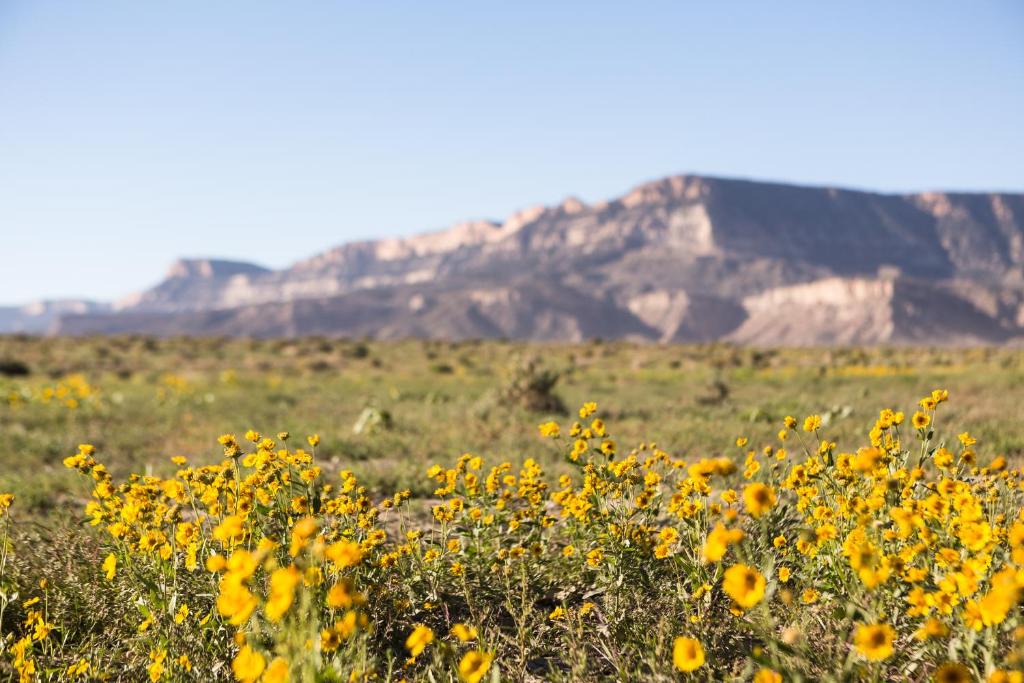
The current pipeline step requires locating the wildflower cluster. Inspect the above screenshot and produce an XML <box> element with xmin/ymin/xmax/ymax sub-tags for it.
<box><xmin>5</xmin><ymin>373</ymin><xmax>99</xmax><ymax>411</ymax></box>
<box><xmin>1</xmin><ymin>391</ymin><xmax>1022</xmax><ymax>681</ymax></box>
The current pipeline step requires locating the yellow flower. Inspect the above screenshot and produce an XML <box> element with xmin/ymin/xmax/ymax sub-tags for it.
<box><xmin>800</xmin><ymin>588</ymin><xmax>819</xmax><ymax>604</ymax></box>
<box><xmin>405</xmin><ymin>624</ymin><xmax>434</xmax><ymax>657</ymax></box>
<box><xmin>778</xmin><ymin>567</ymin><xmax>791</xmax><ymax>583</ymax></box>
<box><xmin>913</xmin><ymin>618</ymin><xmax>949</xmax><ymax>640</ymax></box>
<box><xmin>265</xmin><ymin>566</ymin><xmax>301</xmax><ymax>622</ymax></box>
<box><xmin>32</xmin><ymin>616</ymin><xmax>54</xmax><ymax>641</ymax></box>
<box><xmin>933</xmin><ymin>448</ymin><xmax>954</xmax><ymax>469</ymax></box>
<box><xmin>67</xmin><ymin>659</ymin><xmax>90</xmax><ymax>677</ymax></box>
<box><xmin>723</xmin><ymin>564</ymin><xmax>766</xmax><ymax>609</ymax></box>
<box><xmin>853</xmin><ymin>623</ymin><xmax>895</xmax><ymax>661</ymax></box>
<box><xmin>320</xmin><ymin>626</ymin><xmax>342</xmax><ymax>652</ymax></box>
<box><xmin>803</xmin><ymin>415</ymin><xmax>822</xmax><ymax>432</ymax></box>
<box><xmin>703</xmin><ymin>523</ymin><xmax>743</xmax><ymax>562</ymax></box>
<box><xmin>263</xmin><ymin>657</ymin><xmax>289</xmax><ymax>683</ymax></box>
<box><xmin>148</xmin><ymin>649</ymin><xmax>166</xmax><ymax>682</ymax></box>
<box><xmin>232</xmin><ymin>645</ymin><xmax>266</xmax><ymax>683</ymax></box>
<box><xmin>538</xmin><ymin>421</ymin><xmax>560</xmax><ymax>438</ymax></box>
<box><xmin>853</xmin><ymin>447</ymin><xmax>884</xmax><ymax>472</ymax></box>
<box><xmin>336</xmin><ymin>609</ymin><xmax>365</xmax><ymax>640</ymax></box>
<box><xmin>288</xmin><ymin>516</ymin><xmax>318</xmax><ymax>555</ymax></box>
<box><xmin>451</xmin><ymin>623</ymin><xmax>478</xmax><ymax>642</ymax></box>
<box><xmin>672</xmin><ymin>636</ymin><xmax>705</xmax><ymax>672</ymax></box>
<box><xmin>102</xmin><ymin>553</ymin><xmax>116</xmax><ymax>581</ymax></box>
<box><xmin>217</xmin><ymin>578</ymin><xmax>258</xmax><ymax>626</ymax></box>
<box><xmin>958</xmin><ymin>521</ymin><xmax>992</xmax><ymax>552</ymax></box>
<box><xmin>325</xmin><ymin>540</ymin><xmax>363</xmax><ymax>570</ymax></box>
<box><xmin>458</xmin><ymin>650</ymin><xmax>493</xmax><ymax>683</ymax></box>
<box><xmin>754</xmin><ymin>670</ymin><xmax>783</xmax><ymax>683</ymax></box>
<box><xmin>815</xmin><ymin>524</ymin><xmax>838</xmax><ymax>544</ymax></box>
<box><xmin>743</xmin><ymin>483</ymin><xmax>777</xmax><ymax>517</ymax></box>
<box><xmin>933</xmin><ymin>662</ymin><xmax>971</xmax><ymax>683</ymax></box>
<box><xmin>206</xmin><ymin>554</ymin><xmax>227</xmax><ymax>573</ymax></box>
<box><xmin>912</xmin><ymin>412</ymin><xmax>930</xmax><ymax>429</ymax></box>
<box><xmin>327</xmin><ymin>581</ymin><xmax>358</xmax><ymax>609</ymax></box>
<box><xmin>978</xmin><ymin>579</ymin><xmax>1017</xmax><ymax>626</ymax></box>
<box><xmin>213</xmin><ymin>515</ymin><xmax>246</xmax><ymax>547</ymax></box>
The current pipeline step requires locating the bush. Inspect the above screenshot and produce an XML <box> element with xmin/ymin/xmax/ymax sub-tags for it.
<box><xmin>0</xmin><ymin>359</ymin><xmax>30</xmax><ymax>377</ymax></box>
<box><xmin>478</xmin><ymin>355</ymin><xmax>566</xmax><ymax>416</ymax></box>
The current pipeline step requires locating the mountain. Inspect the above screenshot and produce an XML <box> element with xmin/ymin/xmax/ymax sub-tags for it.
<box><xmin>114</xmin><ymin>259</ymin><xmax>273</xmax><ymax>312</ymax></box>
<box><xmin>0</xmin><ymin>300</ymin><xmax>111</xmax><ymax>335</ymax></box>
<box><xmin>48</xmin><ymin>174</ymin><xmax>1024</xmax><ymax>345</ymax></box>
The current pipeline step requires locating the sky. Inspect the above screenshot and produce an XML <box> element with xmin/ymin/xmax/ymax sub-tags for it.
<box><xmin>1</xmin><ymin>1</ymin><xmax>1022</xmax><ymax>305</ymax></box>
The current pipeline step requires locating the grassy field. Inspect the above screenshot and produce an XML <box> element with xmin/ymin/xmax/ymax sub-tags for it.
<box><xmin>3</xmin><ymin>336</ymin><xmax>1024</xmax><ymax>511</ymax></box>
<box><xmin>1</xmin><ymin>336</ymin><xmax>1024</xmax><ymax>680</ymax></box>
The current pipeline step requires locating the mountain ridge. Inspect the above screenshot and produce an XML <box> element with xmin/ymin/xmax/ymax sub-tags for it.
<box><xmin>18</xmin><ymin>173</ymin><xmax>1024</xmax><ymax>345</ymax></box>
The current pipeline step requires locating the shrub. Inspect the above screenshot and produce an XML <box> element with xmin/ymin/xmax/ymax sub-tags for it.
<box><xmin>478</xmin><ymin>355</ymin><xmax>566</xmax><ymax>416</ymax></box>
<box><xmin>0</xmin><ymin>359</ymin><xmax>30</xmax><ymax>377</ymax></box>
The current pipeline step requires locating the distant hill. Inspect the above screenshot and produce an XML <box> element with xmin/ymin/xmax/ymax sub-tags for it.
<box><xmin>0</xmin><ymin>300</ymin><xmax>110</xmax><ymax>335</ymax></box>
<box><xmin>38</xmin><ymin>174</ymin><xmax>1024</xmax><ymax>345</ymax></box>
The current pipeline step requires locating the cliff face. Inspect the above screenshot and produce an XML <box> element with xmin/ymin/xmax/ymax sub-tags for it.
<box><xmin>50</xmin><ymin>174</ymin><xmax>1024</xmax><ymax>345</ymax></box>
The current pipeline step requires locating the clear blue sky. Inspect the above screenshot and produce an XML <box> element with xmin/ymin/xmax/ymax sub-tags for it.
<box><xmin>1</xmin><ymin>1</ymin><xmax>1022</xmax><ymax>304</ymax></box>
